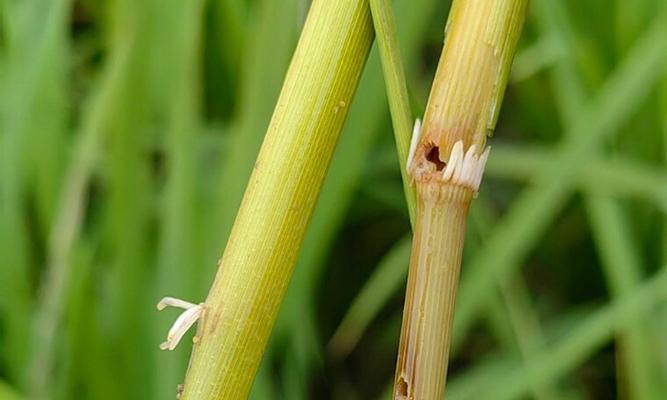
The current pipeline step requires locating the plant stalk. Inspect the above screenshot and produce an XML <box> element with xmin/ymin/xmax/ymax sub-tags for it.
<box><xmin>420</xmin><ymin>0</ymin><xmax>527</xmax><ymax>156</ymax></box>
<box><xmin>369</xmin><ymin>0</ymin><xmax>416</xmax><ymax>223</ymax></box>
<box><xmin>392</xmin><ymin>0</ymin><xmax>527</xmax><ymax>398</ymax></box>
<box><xmin>394</xmin><ymin>184</ymin><xmax>472</xmax><ymax>399</ymax></box>
<box><xmin>179</xmin><ymin>1</ymin><xmax>374</xmax><ymax>398</ymax></box>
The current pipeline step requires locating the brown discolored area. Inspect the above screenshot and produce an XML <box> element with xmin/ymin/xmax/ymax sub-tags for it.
<box><xmin>395</xmin><ymin>376</ymin><xmax>409</xmax><ymax>399</ymax></box>
<box><xmin>208</xmin><ymin>307</ymin><xmax>221</xmax><ymax>335</ymax></box>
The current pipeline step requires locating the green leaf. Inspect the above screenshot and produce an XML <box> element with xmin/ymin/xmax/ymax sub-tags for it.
<box><xmin>448</xmin><ymin>267</ymin><xmax>667</xmax><ymax>400</ymax></box>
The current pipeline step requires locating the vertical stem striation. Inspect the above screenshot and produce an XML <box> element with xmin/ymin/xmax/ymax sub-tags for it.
<box><xmin>179</xmin><ymin>1</ymin><xmax>374</xmax><ymax>398</ymax></box>
<box><xmin>393</xmin><ymin>0</ymin><xmax>527</xmax><ymax>398</ymax></box>
<box><xmin>419</xmin><ymin>0</ymin><xmax>527</xmax><ymax>158</ymax></box>
<box><xmin>395</xmin><ymin>184</ymin><xmax>472</xmax><ymax>400</ymax></box>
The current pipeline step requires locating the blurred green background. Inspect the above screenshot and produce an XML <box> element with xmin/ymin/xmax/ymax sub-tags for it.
<box><xmin>1</xmin><ymin>0</ymin><xmax>666</xmax><ymax>399</ymax></box>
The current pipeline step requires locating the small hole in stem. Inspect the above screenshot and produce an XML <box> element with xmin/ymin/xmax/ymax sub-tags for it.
<box><xmin>425</xmin><ymin>145</ymin><xmax>446</xmax><ymax>171</ymax></box>
<box><xmin>396</xmin><ymin>376</ymin><xmax>409</xmax><ymax>399</ymax></box>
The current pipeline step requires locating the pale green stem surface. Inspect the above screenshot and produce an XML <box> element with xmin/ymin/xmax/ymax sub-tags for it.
<box><xmin>180</xmin><ymin>1</ymin><xmax>374</xmax><ymax>398</ymax></box>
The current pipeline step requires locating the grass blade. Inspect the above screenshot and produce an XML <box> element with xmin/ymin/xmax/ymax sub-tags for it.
<box><xmin>328</xmin><ymin>235</ymin><xmax>412</xmax><ymax>357</ymax></box>
<box><xmin>449</xmin><ymin>266</ymin><xmax>667</xmax><ymax>400</ymax></box>
<box><xmin>453</xmin><ymin>14</ymin><xmax>667</xmax><ymax>350</ymax></box>
<box><xmin>486</xmin><ymin>145</ymin><xmax>667</xmax><ymax>211</ymax></box>
<box><xmin>0</xmin><ymin>0</ymin><xmax>71</xmax><ymax>383</ymax></box>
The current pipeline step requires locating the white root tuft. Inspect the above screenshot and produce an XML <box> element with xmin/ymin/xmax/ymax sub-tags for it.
<box><xmin>406</xmin><ymin>118</ymin><xmax>422</xmax><ymax>173</ymax></box>
<box><xmin>157</xmin><ymin>296</ymin><xmax>204</xmax><ymax>351</ymax></box>
<box><xmin>442</xmin><ymin>140</ymin><xmax>490</xmax><ymax>191</ymax></box>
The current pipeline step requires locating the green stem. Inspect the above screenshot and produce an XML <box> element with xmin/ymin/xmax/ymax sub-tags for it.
<box><xmin>180</xmin><ymin>1</ymin><xmax>374</xmax><ymax>398</ymax></box>
<box><xmin>369</xmin><ymin>0</ymin><xmax>416</xmax><ymax>224</ymax></box>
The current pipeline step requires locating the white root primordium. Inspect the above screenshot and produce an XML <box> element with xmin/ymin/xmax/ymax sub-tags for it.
<box><xmin>406</xmin><ymin>118</ymin><xmax>422</xmax><ymax>172</ymax></box>
<box><xmin>407</xmin><ymin>119</ymin><xmax>490</xmax><ymax>192</ymax></box>
<box><xmin>157</xmin><ymin>297</ymin><xmax>204</xmax><ymax>351</ymax></box>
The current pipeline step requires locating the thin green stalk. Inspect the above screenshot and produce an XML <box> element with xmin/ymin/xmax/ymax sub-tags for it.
<box><xmin>393</xmin><ymin>1</ymin><xmax>527</xmax><ymax>398</ymax></box>
<box><xmin>178</xmin><ymin>1</ymin><xmax>374</xmax><ymax>398</ymax></box>
<box><xmin>328</xmin><ymin>234</ymin><xmax>412</xmax><ymax>357</ymax></box>
<box><xmin>369</xmin><ymin>0</ymin><xmax>416</xmax><ymax>223</ymax></box>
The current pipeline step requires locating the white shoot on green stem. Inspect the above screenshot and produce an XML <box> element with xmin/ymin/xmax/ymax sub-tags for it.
<box><xmin>157</xmin><ymin>297</ymin><xmax>204</xmax><ymax>351</ymax></box>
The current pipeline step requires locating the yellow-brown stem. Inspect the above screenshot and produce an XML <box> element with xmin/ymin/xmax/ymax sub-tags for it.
<box><xmin>394</xmin><ymin>183</ymin><xmax>472</xmax><ymax>400</ymax></box>
<box><xmin>418</xmin><ymin>0</ymin><xmax>527</xmax><ymax>160</ymax></box>
<box><xmin>393</xmin><ymin>1</ymin><xmax>527</xmax><ymax>398</ymax></box>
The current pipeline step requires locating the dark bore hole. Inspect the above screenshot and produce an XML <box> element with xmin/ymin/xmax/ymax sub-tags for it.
<box><xmin>426</xmin><ymin>145</ymin><xmax>446</xmax><ymax>171</ymax></box>
<box><xmin>396</xmin><ymin>377</ymin><xmax>409</xmax><ymax>397</ymax></box>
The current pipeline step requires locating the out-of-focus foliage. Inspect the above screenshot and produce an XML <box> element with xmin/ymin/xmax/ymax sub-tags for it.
<box><xmin>0</xmin><ymin>0</ymin><xmax>666</xmax><ymax>399</ymax></box>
